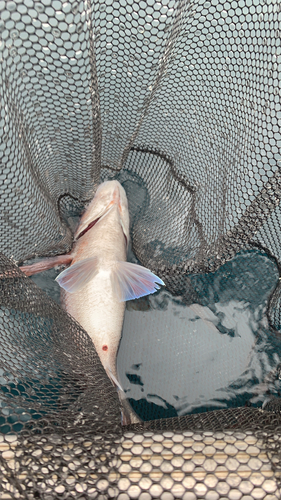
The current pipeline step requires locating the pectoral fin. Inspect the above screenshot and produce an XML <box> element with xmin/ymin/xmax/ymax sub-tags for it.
<box><xmin>20</xmin><ymin>254</ymin><xmax>73</xmax><ymax>276</ymax></box>
<box><xmin>111</xmin><ymin>262</ymin><xmax>165</xmax><ymax>302</ymax></box>
<box><xmin>55</xmin><ymin>257</ymin><xmax>99</xmax><ymax>293</ymax></box>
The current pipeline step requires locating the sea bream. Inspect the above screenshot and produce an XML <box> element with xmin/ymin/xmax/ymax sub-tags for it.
<box><xmin>20</xmin><ymin>180</ymin><xmax>164</xmax><ymax>420</ymax></box>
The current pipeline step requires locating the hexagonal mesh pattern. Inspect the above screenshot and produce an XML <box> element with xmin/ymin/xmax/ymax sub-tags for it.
<box><xmin>1</xmin><ymin>0</ymin><xmax>280</xmax><ymax>271</ymax></box>
<box><xmin>1</xmin><ymin>0</ymin><xmax>281</xmax><ymax>498</ymax></box>
<box><xmin>1</xmin><ymin>424</ymin><xmax>281</xmax><ymax>499</ymax></box>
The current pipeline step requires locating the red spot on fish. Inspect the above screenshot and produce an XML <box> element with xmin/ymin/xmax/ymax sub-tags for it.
<box><xmin>102</xmin><ymin>345</ymin><xmax>108</xmax><ymax>351</ymax></box>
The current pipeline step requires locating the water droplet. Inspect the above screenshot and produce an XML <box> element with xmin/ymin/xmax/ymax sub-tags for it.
<box><xmin>52</xmin><ymin>28</ymin><xmax>60</xmax><ymax>38</ymax></box>
<box><xmin>10</xmin><ymin>47</ymin><xmax>17</xmax><ymax>57</ymax></box>
<box><xmin>20</xmin><ymin>70</ymin><xmax>27</xmax><ymax>78</ymax></box>
<box><xmin>35</xmin><ymin>3</ymin><xmax>44</xmax><ymax>13</ymax></box>
<box><xmin>138</xmin><ymin>26</ymin><xmax>144</xmax><ymax>34</ymax></box>
<box><xmin>77</xmin><ymin>23</ymin><xmax>83</xmax><ymax>33</ymax></box>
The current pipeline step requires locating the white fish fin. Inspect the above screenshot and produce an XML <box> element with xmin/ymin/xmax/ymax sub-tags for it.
<box><xmin>117</xmin><ymin>384</ymin><xmax>141</xmax><ymax>425</ymax></box>
<box><xmin>106</xmin><ymin>365</ymin><xmax>123</xmax><ymax>392</ymax></box>
<box><xmin>111</xmin><ymin>262</ymin><xmax>165</xmax><ymax>302</ymax></box>
<box><xmin>20</xmin><ymin>254</ymin><xmax>73</xmax><ymax>276</ymax></box>
<box><xmin>55</xmin><ymin>257</ymin><xmax>99</xmax><ymax>293</ymax></box>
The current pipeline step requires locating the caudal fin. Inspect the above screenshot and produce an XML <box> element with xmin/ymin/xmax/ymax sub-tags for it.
<box><xmin>106</xmin><ymin>364</ymin><xmax>123</xmax><ymax>392</ymax></box>
<box><xmin>111</xmin><ymin>262</ymin><xmax>165</xmax><ymax>302</ymax></box>
<box><xmin>105</xmin><ymin>366</ymin><xmax>141</xmax><ymax>425</ymax></box>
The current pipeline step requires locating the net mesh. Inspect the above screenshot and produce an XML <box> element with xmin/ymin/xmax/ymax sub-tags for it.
<box><xmin>0</xmin><ymin>0</ymin><xmax>281</xmax><ymax>497</ymax></box>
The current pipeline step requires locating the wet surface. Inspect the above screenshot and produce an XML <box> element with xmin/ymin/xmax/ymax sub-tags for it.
<box><xmin>24</xmin><ymin>247</ymin><xmax>281</xmax><ymax>422</ymax></box>
<box><xmin>118</xmin><ymin>248</ymin><xmax>281</xmax><ymax>420</ymax></box>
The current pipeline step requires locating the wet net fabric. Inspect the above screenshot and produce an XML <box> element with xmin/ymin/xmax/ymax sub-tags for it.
<box><xmin>0</xmin><ymin>0</ymin><xmax>281</xmax><ymax>498</ymax></box>
<box><xmin>2</xmin><ymin>424</ymin><xmax>281</xmax><ymax>499</ymax></box>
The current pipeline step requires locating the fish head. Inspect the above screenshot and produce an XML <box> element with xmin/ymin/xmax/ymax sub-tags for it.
<box><xmin>74</xmin><ymin>180</ymin><xmax>130</xmax><ymax>246</ymax></box>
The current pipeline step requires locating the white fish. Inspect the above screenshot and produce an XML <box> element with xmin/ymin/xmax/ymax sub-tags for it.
<box><xmin>20</xmin><ymin>180</ymin><xmax>164</xmax><ymax>423</ymax></box>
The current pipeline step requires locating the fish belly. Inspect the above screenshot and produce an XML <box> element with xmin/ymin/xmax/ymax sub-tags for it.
<box><xmin>62</xmin><ymin>268</ymin><xmax>125</xmax><ymax>379</ymax></box>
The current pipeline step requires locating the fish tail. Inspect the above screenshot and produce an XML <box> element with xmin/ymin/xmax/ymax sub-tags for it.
<box><xmin>105</xmin><ymin>365</ymin><xmax>141</xmax><ymax>425</ymax></box>
<box><xmin>106</xmin><ymin>364</ymin><xmax>123</xmax><ymax>392</ymax></box>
